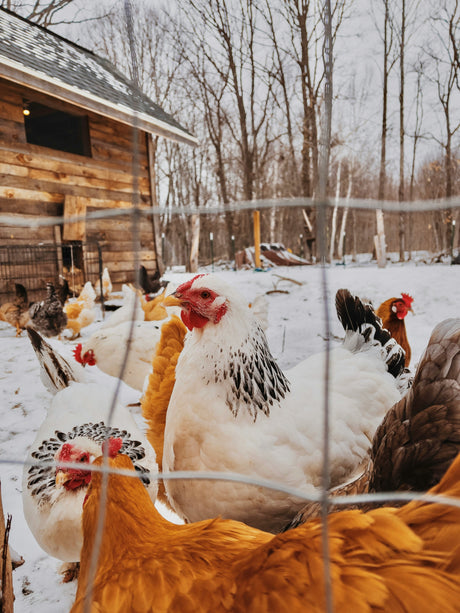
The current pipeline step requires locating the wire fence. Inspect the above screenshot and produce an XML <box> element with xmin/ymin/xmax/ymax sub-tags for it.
<box><xmin>1</xmin><ymin>0</ymin><xmax>460</xmax><ymax>611</ymax></box>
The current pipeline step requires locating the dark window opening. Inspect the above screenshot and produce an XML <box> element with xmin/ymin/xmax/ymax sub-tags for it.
<box><xmin>24</xmin><ymin>101</ymin><xmax>91</xmax><ymax>157</ymax></box>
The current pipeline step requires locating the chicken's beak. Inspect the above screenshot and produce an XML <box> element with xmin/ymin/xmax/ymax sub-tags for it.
<box><xmin>162</xmin><ymin>293</ymin><xmax>183</xmax><ymax>308</ymax></box>
<box><xmin>55</xmin><ymin>470</ymin><xmax>72</xmax><ymax>487</ymax></box>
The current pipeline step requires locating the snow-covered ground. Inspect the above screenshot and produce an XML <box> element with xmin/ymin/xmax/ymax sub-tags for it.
<box><xmin>0</xmin><ymin>259</ymin><xmax>458</xmax><ymax>611</ymax></box>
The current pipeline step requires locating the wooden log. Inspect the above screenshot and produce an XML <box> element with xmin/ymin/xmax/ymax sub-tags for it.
<box><xmin>0</xmin><ymin>481</ymin><xmax>14</xmax><ymax>613</ymax></box>
<box><xmin>63</xmin><ymin>195</ymin><xmax>87</xmax><ymax>241</ymax></box>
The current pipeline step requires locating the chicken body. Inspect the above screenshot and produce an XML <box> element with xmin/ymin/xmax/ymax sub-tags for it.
<box><xmin>286</xmin><ymin>317</ymin><xmax>460</xmax><ymax>526</ymax></box>
<box><xmin>376</xmin><ymin>293</ymin><xmax>413</xmax><ymax>366</ymax></box>
<box><xmin>161</xmin><ymin>275</ymin><xmax>406</xmax><ymax>533</ymax></box>
<box><xmin>0</xmin><ymin>282</ymin><xmax>29</xmax><ymax>335</ymax></box>
<box><xmin>75</xmin><ymin>320</ymin><xmax>163</xmax><ymax>391</ymax></box>
<box><xmin>64</xmin><ymin>281</ymin><xmax>97</xmax><ymax>339</ymax></box>
<box><xmin>71</xmin><ymin>451</ymin><xmax>460</xmax><ymax>613</ymax></box>
<box><xmin>28</xmin><ymin>282</ymin><xmax>67</xmax><ymax>337</ymax></box>
<box><xmin>23</xmin><ymin>330</ymin><xmax>157</xmax><ymax>563</ymax></box>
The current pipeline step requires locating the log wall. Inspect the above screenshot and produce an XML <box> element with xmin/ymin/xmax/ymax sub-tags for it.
<box><xmin>0</xmin><ymin>78</ymin><xmax>158</xmax><ymax>288</ymax></box>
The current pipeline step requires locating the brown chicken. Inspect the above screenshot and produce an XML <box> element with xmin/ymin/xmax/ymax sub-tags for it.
<box><xmin>0</xmin><ymin>283</ymin><xmax>30</xmax><ymax>335</ymax></box>
<box><xmin>376</xmin><ymin>293</ymin><xmax>414</xmax><ymax>366</ymax></box>
<box><xmin>287</xmin><ymin>317</ymin><xmax>460</xmax><ymax>526</ymax></box>
<box><xmin>141</xmin><ymin>315</ymin><xmax>187</xmax><ymax>505</ymax></box>
<box><xmin>71</xmin><ymin>445</ymin><xmax>460</xmax><ymax>613</ymax></box>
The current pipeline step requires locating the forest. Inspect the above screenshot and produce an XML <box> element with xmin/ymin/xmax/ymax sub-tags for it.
<box><xmin>2</xmin><ymin>0</ymin><xmax>460</xmax><ymax>267</ymax></box>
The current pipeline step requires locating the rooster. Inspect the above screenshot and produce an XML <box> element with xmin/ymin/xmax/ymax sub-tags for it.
<box><xmin>0</xmin><ymin>282</ymin><xmax>29</xmax><ymax>335</ymax></box>
<box><xmin>73</xmin><ymin>319</ymin><xmax>163</xmax><ymax>391</ymax></box>
<box><xmin>23</xmin><ymin>327</ymin><xmax>157</xmax><ymax>576</ymax></box>
<box><xmin>376</xmin><ymin>293</ymin><xmax>413</xmax><ymax>366</ymax></box>
<box><xmin>157</xmin><ymin>275</ymin><xmax>408</xmax><ymax>532</ymax></box>
<box><xmin>28</xmin><ymin>281</ymin><xmax>67</xmax><ymax>338</ymax></box>
<box><xmin>286</xmin><ymin>317</ymin><xmax>460</xmax><ymax>526</ymax></box>
<box><xmin>71</xmin><ymin>446</ymin><xmax>460</xmax><ymax>613</ymax></box>
<box><xmin>64</xmin><ymin>281</ymin><xmax>97</xmax><ymax>339</ymax></box>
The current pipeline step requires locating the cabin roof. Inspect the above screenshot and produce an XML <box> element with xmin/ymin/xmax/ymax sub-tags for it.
<box><xmin>0</xmin><ymin>7</ymin><xmax>197</xmax><ymax>146</ymax></box>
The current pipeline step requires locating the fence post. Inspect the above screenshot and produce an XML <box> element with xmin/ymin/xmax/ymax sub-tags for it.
<box><xmin>231</xmin><ymin>235</ymin><xmax>236</xmax><ymax>270</ymax></box>
<box><xmin>210</xmin><ymin>232</ymin><xmax>214</xmax><ymax>272</ymax></box>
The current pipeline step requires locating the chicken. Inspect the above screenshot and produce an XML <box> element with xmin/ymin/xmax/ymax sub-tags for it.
<box><xmin>158</xmin><ymin>275</ymin><xmax>408</xmax><ymax>533</ymax></box>
<box><xmin>142</xmin><ymin>315</ymin><xmax>187</xmax><ymax>504</ymax></box>
<box><xmin>99</xmin><ymin>283</ymin><xmax>144</xmax><ymax>329</ymax></box>
<box><xmin>28</xmin><ymin>281</ymin><xmax>68</xmax><ymax>338</ymax></box>
<box><xmin>56</xmin><ymin>276</ymin><xmax>71</xmax><ymax>306</ymax></box>
<box><xmin>139</xmin><ymin>264</ymin><xmax>168</xmax><ymax>296</ymax></box>
<box><xmin>64</xmin><ymin>281</ymin><xmax>97</xmax><ymax>339</ymax></box>
<box><xmin>142</xmin><ymin>288</ymin><xmax>169</xmax><ymax>321</ymax></box>
<box><xmin>0</xmin><ymin>282</ymin><xmax>29</xmax><ymax>335</ymax></box>
<box><xmin>71</xmin><ymin>447</ymin><xmax>460</xmax><ymax>613</ymax></box>
<box><xmin>287</xmin><ymin>317</ymin><xmax>460</xmax><ymax>526</ymax></box>
<box><xmin>376</xmin><ymin>293</ymin><xmax>413</xmax><ymax>366</ymax></box>
<box><xmin>73</xmin><ymin>319</ymin><xmax>163</xmax><ymax>391</ymax></box>
<box><xmin>23</xmin><ymin>327</ymin><xmax>157</xmax><ymax>569</ymax></box>
<box><xmin>95</xmin><ymin>267</ymin><xmax>112</xmax><ymax>302</ymax></box>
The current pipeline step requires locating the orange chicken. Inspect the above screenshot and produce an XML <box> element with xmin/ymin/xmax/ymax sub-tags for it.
<box><xmin>0</xmin><ymin>283</ymin><xmax>29</xmax><ymax>335</ymax></box>
<box><xmin>376</xmin><ymin>293</ymin><xmax>413</xmax><ymax>367</ymax></box>
<box><xmin>64</xmin><ymin>281</ymin><xmax>97</xmax><ymax>339</ymax></box>
<box><xmin>141</xmin><ymin>315</ymin><xmax>187</xmax><ymax>505</ymax></box>
<box><xmin>71</xmin><ymin>447</ymin><xmax>460</xmax><ymax>613</ymax></box>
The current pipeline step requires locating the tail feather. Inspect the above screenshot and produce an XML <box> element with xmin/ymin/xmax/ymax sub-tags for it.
<box><xmin>335</xmin><ymin>288</ymin><xmax>406</xmax><ymax>380</ymax></box>
<box><xmin>26</xmin><ymin>327</ymin><xmax>81</xmax><ymax>393</ymax></box>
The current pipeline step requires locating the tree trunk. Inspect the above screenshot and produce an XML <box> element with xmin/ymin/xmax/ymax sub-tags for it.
<box><xmin>329</xmin><ymin>160</ymin><xmax>341</xmax><ymax>263</ymax></box>
<box><xmin>398</xmin><ymin>0</ymin><xmax>406</xmax><ymax>262</ymax></box>
<box><xmin>189</xmin><ymin>214</ymin><xmax>200</xmax><ymax>272</ymax></box>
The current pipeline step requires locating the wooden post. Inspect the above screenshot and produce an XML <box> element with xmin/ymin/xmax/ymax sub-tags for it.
<box><xmin>253</xmin><ymin>210</ymin><xmax>261</xmax><ymax>268</ymax></box>
<box><xmin>189</xmin><ymin>215</ymin><xmax>200</xmax><ymax>273</ymax></box>
<box><xmin>0</xmin><ymin>481</ymin><xmax>14</xmax><ymax>613</ymax></box>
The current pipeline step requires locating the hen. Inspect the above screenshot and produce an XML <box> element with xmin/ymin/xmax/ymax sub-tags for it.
<box><xmin>64</xmin><ymin>281</ymin><xmax>97</xmax><ymax>339</ymax></box>
<box><xmin>376</xmin><ymin>293</ymin><xmax>413</xmax><ymax>366</ymax></box>
<box><xmin>139</xmin><ymin>264</ymin><xmax>168</xmax><ymax>297</ymax></box>
<box><xmin>71</xmin><ymin>447</ymin><xmax>460</xmax><ymax>613</ymax></box>
<box><xmin>0</xmin><ymin>282</ymin><xmax>29</xmax><ymax>335</ymax></box>
<box><xmin>23</xmin><ymin>327</ymin><xmax>157</xmax><ymax>569</ymax></box>
<box><xmin>73</xmin><ymin>319</ymin><xmax>163</xmax><ymax>391</ymax></box>
<box><xmin>287</xmin><ymin>317</ymin><xmax>460</xmax><ymax>526</ymax></box>
<box><xmin>95</xmin><ymin>267</ymin><xmax>112</xmax><ymax>302</ymax></box>
<box><xmin>28</xmin><ymin>281</ymin><xmax>68</xmax><ymax>338</ymax></box>
<box><xmin>159</xmin><ymin>275</ymin><xmax>408</xmax><ymax>532</ymax></box>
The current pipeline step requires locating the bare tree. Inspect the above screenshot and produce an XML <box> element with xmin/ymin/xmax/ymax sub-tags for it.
<box><xmin>0</xmin><ymin>0</ymin><xmax>105</xmax><ymax>27</ymax></box>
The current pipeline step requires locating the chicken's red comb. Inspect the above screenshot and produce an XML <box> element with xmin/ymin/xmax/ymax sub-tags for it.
<box><xmin>401</xmin><ymin>293</ymin><xmax>414</xmax><ymax>307</ymax></box>
<box><xmin>177</xmin><ymin>274</ymin><xmax>205</xmax><ymax>293</ymax></box>
<box><xmin>73</xmin><ymin>343</ymin><xmax>83</xmax><ymax>363</ymax></box>
<box><xmin>101</xmin><ymin>437</ymin><xmax>123</xmax><ymax>458</ymax></box>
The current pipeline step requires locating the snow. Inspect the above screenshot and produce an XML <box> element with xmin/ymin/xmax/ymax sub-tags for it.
<box><xmin>0</xmin><ymin>259</ymin><xmax>458</xmax><ymax>611</ymax></box>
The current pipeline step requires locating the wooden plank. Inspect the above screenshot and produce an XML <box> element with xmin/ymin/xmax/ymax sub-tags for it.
<box><xmin>0</xmin><ymin>148</ymin><xmax>149</xmax><ymax>185</ymax></box>
<box><xmin>0</xmin><ymin>175</ymin><xmax>150</xmax><ymax>206</ymax></box>
<box><xmin>0</xmin><ymin>185</ymin><xmax>63</xmax><ymax>202</ymax></box>
<box><xmin>0</xmin><ymin>141</ymin><xmax>148</xmax><ymax>176</ymax></box>
<box><xmin>102</xmin><ymin>250</ymin><xmax>155</xmax><ymax>263</ymax></box>
<box><xmin>0</xmin><ymin>160</ymin><xmax>150</xmax><ymax>193</ymax></box>
<box><xmin>0</xmin><ymin>225</ymin><xmax>55</xmax><ymax>242</ymax></box>
<box><xmin>0</xmin><ymin>199</ymin><xmax>61</xmax><ymax>215</ymax></box>
<box><xmin>63</xmin><ymin>195</ymin><xmax>87</xmax><ymax>241</ymax></box>
<box><xmin>0</xmin><ymin>99</ymin><xmax>24</xmax><ymax>123</ymax></box>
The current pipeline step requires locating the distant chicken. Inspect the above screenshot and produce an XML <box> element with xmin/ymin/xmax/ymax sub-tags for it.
<box><xmin>64</xmin><ymin>281</ymin><xmax>97</xmax><ymax>339</ymax></box>
<box><xmin>28</xmin><ymin>282</ymin><xmax>67</xmax><ymax>338</ymax></box>
<box><xmin>23</xmin><ymin>328</ymin><xmax>157</xmax><ymax>572</ymax></box>
<box><xmin>73</xmin><ymin>319</ymin><xmax>163</xmax><ymax>391</ymax></box>
<box><xmin>95</xmin><ymin>267</ymin><xmax>112</xmax><ymax>302</ymax></box>
<box><xmin>71</xmin><ymin>447</ymin><xmax>460</xmax><ymax>613</ymax></box>
<box><xmin>100</xmin><ymin>283</ymin><xmax>144</xmax><ymax>329</ymax></box>
<box><xmin>287</xmin><ymin>317</ymin><xmax>460</xmax><ymax>526</ymax></box>
<box><xmin>156</xmin><ymin>276</ymin><xmax>408</xmax><ymax>533</ymax></box>
<box><xmin>376</xmin><ymin>293</ymin><xmax>413</xmax><ymax>366</ymax></box>
<box><xmin>139</xmin><ymin>264</ymin><xmax>168</xmax><ymax>297</ymax></box>
<box><xmin>0</xmin><ymin>282</ymin><xmax>29</xmax><ymax>335</ymax></box>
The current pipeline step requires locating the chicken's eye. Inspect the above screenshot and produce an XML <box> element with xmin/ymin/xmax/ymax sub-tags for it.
<box><xmin>79</xmin><ymin>455</ymin><xmax>88</xmax><ymax>462</ymax></box>
<box><xmin>200</xmin><ymin>291</ymin><xmax>211</xmax><ymax>299</ymax></box>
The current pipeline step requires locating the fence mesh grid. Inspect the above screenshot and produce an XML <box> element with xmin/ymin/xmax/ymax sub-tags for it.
<box><xmin>1</xmin><ymin>0</ymin><xmax>460</xmax><ymax>610</ymax></box>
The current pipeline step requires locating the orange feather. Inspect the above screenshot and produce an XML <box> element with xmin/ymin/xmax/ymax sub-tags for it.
<box><xmin>71</xmin><ymin>451</ymin><xmax>460</xmax><ymax>613</ymax></box>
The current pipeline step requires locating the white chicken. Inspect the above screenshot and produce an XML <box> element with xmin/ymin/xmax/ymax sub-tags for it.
<box><xmin>23</xmin><ymin>327</ymin><xmax>157</xmax><ymax>568</ymax></box>
<box><xmin>96</xmin><ymin>267</ymin><xmax>112</xmax><ymax>301</ymax></box>
<box><xmin>100</xmin><ymin>283</ymin><xmax>144</xmax><ymax>329</ymax></box>
<box><xmin>73</xmin><ymin>319</ymin><xmax>163</xmax><ymax>391</ymax></box>
<box><xmin>162</xmin><ymin>274</ymin><xmax>409</xmax><ymax>533</ymax></box>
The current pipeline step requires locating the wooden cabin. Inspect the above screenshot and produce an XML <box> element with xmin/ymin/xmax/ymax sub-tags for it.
<box><xmin>0</xmin><ymin>7</ymin><xmax>196</xmax><ymax>300</ymax></box>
